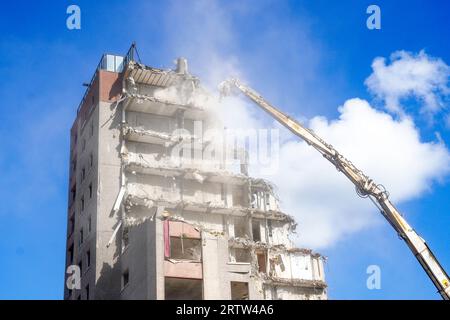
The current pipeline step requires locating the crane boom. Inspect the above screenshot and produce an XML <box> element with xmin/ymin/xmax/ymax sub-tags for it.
<box><xmin>219</xmin><ymin>78</ymin><xmax>450</xmax><ymax>300</ymax></box>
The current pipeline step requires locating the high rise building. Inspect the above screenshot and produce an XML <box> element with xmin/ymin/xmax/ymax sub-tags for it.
<box><xmin>64</xmin><ymin>45</ymin><xmax>327</xmax><ymax>300</ymax></box>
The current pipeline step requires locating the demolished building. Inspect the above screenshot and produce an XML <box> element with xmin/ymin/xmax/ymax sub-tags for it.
<box><xmin>64</xmin><ymin>45</ymin><xmax>327</xmax><ymax>300</ymax></box>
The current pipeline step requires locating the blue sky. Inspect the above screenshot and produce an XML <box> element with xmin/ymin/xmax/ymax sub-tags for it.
<box><xmin>0</xmin><ymin>0</ymin><xmax>449</xmax><ymax>299</ymax></box>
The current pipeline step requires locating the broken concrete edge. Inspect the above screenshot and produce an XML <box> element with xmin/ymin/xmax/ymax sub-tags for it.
<box><xmin>123</xmin><ymin>157</ymin><xmax>280</xmax><ymax>191</ymax></box>
<box><xmin>122</xmin><ymin>125</ymin><xmax>204</xmax><ymax>145</ymax></box>
<box><xmin>263</xmin><ymin>277</ymin><xmax>328</xmax><ymax>289</ymax></box>
<box><xmin>163</xmin><ymin>215</ymin><xmax>225</xmax><ymax>238</ymax></box>
<box><xmin>120</xmin><ymin>207</ymin><xmax>225</xmax><ymax>238</ymax></box>
<box><xmin>124</xmin><ymin>194</ymin><xmax>293</xmax><ymax>223</ymax></box>
<box><xmin>106</xmin><ymin>220</ymin><xmax>123</xmax><ymax>248</ymax></box>
<box><xmin>126</xmin><ymin>60</ymin><xmax>200</xmax><ymax>84</ymax></box>
<box><xmin>229</xmin><ymin>237</ymin><xmax>325</xmax><ymax>260</ymax></box>
<box><xmin>113</xmin><ymin>186</ymin><xmax>126</xmax><ymax>213</ymax></box>
<box><xmin>124</xmin><ymin>158</ymin><xmax>246</xmax><ymax>182</ymax></box>
<box><xmin>250</xmin><ymin>178</ymin><xmax>280</xmax><ymax>202</ymax></box>
<box><xmin>124</xmin><ymin>92</ymin><xmax>206</xmax><ymax>112</ymax></box>
<box><xmin>127</xmin><ymin>61</ymin><xmax>202</xmax><ymax>101</ymax></box>
<box><xmin>124</xmin><ymin>164</ymin><xmax>240</xmax><ymax>186</ymax></box>
<box><xmin>166</xmin><ymin>258</ymin><xmax>201</xmax><ymax>264</ymax></box>
<box><xmin>122</xmin><ymin>196</ymin><xmax>319</xmax><ymax>266</ymax></box>
<box><xmin>127</xmin><ymin>60</ymin><xmax>172</xmax><ymax>74</ymax></box>
<box><xmin>123</xmin><ymin>125</ymin><xmax>172</xmax><ymax>141</ymax></box>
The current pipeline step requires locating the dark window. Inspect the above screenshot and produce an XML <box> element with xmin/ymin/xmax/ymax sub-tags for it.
<box><xmin>165</xmin><ymin>278</ymin><xmax>203</xmax><ymax>300</ymax></box>
<box><xmin>69</xmin><ymin>216</ymin><xmax>75</xmax><ymax>236</ymax></box>
<box><xmin>70</xmin><ymin>186</ymin><xmax>76</xmax><ymax>205</ymax></box>
<box><xmin>85</xmin><ymin>284</ymin><xmax>89</xmax><ymax>300</ymax></box>
<box><xmin>86</xmin><ymin>250</ymin><xmax>90</xmax><ymax>268</ymax></box>
<box><xmin>252</xmin><ymin>220</ymin><xmax>261</xmax><ymax>242</ymax></box>
<box><xmin>81</xmin><ymin>196</ymin><xmax>85</xmax><ymax>211</ymax></box>
<box><xmin>122</xmin><ymin>270</ymin><xmax>129</xmax><ymax>289</ymax></box>
<box><xmin>68</xmin><ymin>244</ymin><xmax>74</xmax><ymax>264</ymax></box>
<box><xmin>231</xmin><ymin>281</ymin><xmax>249</xmax><ymax>300</ymax></box>
<box><xmin>89</xmin><ymin>153</ymin><xmax>93</xmax><ymax>168</ymax></box>
<box><xmin>233</xmin><ymin>217</ymin><xmax>248</xmax><ymax>238</ymax></box>
<box><xmin>169</xmin><ymin>237</ymin><xmax>202</xmax><ymax>261</ymax></box>
<box><xmin>79</xmin><ymin>229</ymin><xmax>83</xmax><ymax>247</ymax></box>
<box><xmin>89</xmin><ymin>183</ymin><xmax>93</xmax><ymax>199</ymax></box>
<box><xmin>232</xmin><ymin>248</ymin><xmax>251</xmax><ymax>263</ymax></box>
<box><xmin>267</xmin><ymin>220</ymin><xmax>273</xmax><ymax>237</ymax></box>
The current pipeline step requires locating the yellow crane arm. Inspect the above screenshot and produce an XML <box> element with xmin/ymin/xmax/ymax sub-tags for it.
<box><xmin>219</xmin><ymin>78</ymin><xmax>450</xmax><ymax>300</ymax></box>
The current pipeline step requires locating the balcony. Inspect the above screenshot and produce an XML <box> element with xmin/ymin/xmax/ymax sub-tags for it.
<box><xmin>123</xmin><ymin>93</ymin><xmax>206</xmax><ymax>120</ymax></box>
<box><xmin>123</xmin><ymin>154</ymin><xmax>248</xmax><ymax>186</ymax></box>
<box><xmin>122</xmin><ymin>125</ymin><xmax>199</xmax><ymax>146</ymax></box>
<box><xmin>124</xmin><ymin>192</ymin><xmax>290</xmax><ymax>223</ymax></box>
<box><xmin>125</xmin><ymin>60</ymin><xmax>180</xmax><ymax>87</ymax></box>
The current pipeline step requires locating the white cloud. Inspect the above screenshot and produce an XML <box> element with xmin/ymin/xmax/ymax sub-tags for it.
<box><xmin>365</xmin><ymin>50</ymin><xmax>450</xmax><ymax>117</ymax></box>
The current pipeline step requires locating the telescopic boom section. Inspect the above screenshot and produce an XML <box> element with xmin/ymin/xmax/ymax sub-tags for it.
<box><xmin>219</xmin><ymin>78</ymin><xmax>450</xmax><ymax>300</ymax></box>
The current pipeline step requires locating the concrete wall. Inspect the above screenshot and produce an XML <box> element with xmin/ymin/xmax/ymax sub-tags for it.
<box><xmin>120</xmin><ymin>220</ymin><xmax>157</xmax><ymax>300</ymax></box>
<box><xmin>127</xmin><ymin>177</ymin><xmax>241</xmax><ymax>207</ymax></box>
<box><xmin>65</xmin><ymin>65</ymin><xmax>124</xmax><ymax>300</ymax></box>
<box><xmin>65</xmin><ymin>100</ymin><xmax>100</xmax><ymax>300</ymax></box>
<box><xmin>127</xmin><ymin>111</ymin><xmax>198</xmax><ymax>136</ymax></box>
<box><xmin>94</xmin><ymin>99</ymin><xmax>122</xmax><ymax>299</ymax></box>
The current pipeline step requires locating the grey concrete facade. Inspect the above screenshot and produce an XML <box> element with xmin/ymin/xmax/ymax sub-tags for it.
<box><xmin>64</xmin><ymin>51</ymin><xmax>327</xmax><ymax>300</ymax></box>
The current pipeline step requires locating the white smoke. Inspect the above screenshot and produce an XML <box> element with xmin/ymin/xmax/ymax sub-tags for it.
<box><xmin>365</xmin><ymin>50</ymin><xmax>450</xmax><ymax>117</ymax></box>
